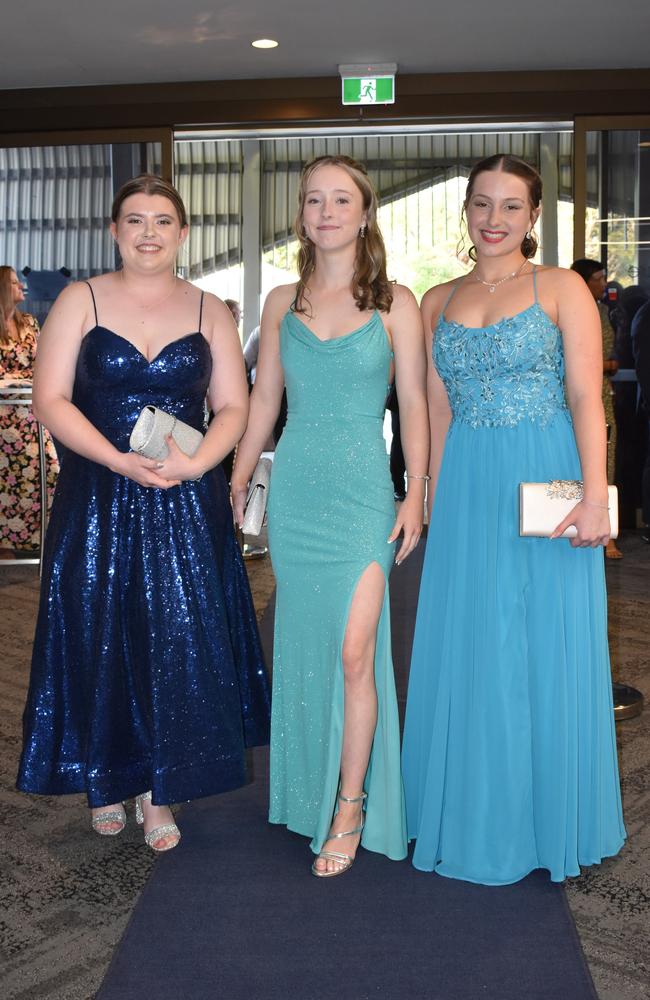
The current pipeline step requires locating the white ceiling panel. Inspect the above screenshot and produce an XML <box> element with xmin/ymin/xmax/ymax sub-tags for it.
<box><xmin>5</xmin><ymin>0</ymin><xmax>649</xmax><ymax>90</ymax></box>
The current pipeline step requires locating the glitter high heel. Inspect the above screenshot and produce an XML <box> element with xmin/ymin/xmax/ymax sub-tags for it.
<box><xmin>311</xmin><ymin>791</ymin><xmax>367</xmax><ymax>878</ymax></box>
<box><xmin>135</xmin><ymin>791</ymin><xmax>181</xmax><ymax>852</ymax></box>
<box><xmin>91</xmin><ymin>803</ymin><xmax>126</xmax><ymax>836</ymax></box>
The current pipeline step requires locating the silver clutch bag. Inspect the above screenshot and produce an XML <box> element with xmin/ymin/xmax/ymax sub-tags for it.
<box><xmin>242</xmin><ymin>456</ymin><xmax>273</xmax><ymax>536</ymax></box>
<box><xmin>519</xmin><ymin>481</ymin><xmax>619</xmax><ymax>538</ymax></box>
<box><xmin>129</xmin><ymin>405</ymin><xmax>204</xmax><ymax>461</ymax></box>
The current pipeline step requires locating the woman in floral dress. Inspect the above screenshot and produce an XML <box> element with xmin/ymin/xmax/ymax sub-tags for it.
<box><xmin>0</xmin><ymin>266</ymin><xmax>59</xmax><ymax>556</ymax></box>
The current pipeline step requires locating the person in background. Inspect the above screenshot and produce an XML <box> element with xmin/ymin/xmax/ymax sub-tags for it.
<box><xmin>571</xmin><ymin>259</ymin><xmax>622</xmax><ymax>558</ymax></box>
<box><xmin>631</xmin><ymin>297</ymin><xmax>650</xmax><ymax>542</ymax></box>
<box><xmin>16</xmin><ymin>175</ymin><xmax>270</xmax><ymax>850</ymax></box>
<box><xmin>612</xmin><ymin>285</ymin><xmax>649</xmax><ymax>529</ymax></box>
<box><xmin>224</xmin><ymin>298</ymin><xmax>241</xmax><ymax>329</ymax></box>
<box><xmin>0</xmin><ymin>266</ymin><xmax>59</xmax><ymax>557</ymax></box>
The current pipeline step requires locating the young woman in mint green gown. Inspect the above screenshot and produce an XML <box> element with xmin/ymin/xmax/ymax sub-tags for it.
<box><xmin>402</xmin><ymin>154</ymin><xmax>626</xmax><ymax>884</ymax></box>
<box><xmin>232</xmin><ymin>155</ymin><xmax>429</xmax><ymax>876</ymax></box>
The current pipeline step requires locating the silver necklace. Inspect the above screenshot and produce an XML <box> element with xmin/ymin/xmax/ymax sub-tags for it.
<box><xmin>474</xmin><ymin>259</ymin><xmax>528</xmax><ymax>293</ymax></box>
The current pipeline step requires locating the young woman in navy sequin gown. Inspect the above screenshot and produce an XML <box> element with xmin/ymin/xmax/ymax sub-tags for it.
<box><xmin>402</xmin><ymin>155</ymin><xmax>625</xmax><ymax>884</ymax></box>
<box><xmin>16</xmin><ymin>176</ymin><xmax>271</xmax><ymax>850</ymax></box>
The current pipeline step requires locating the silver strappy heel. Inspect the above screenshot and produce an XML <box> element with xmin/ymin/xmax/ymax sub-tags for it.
<box><xmin>91</xmin><ymin>802</ymin><xmax>126</xmax><ymax>836</ymax></box>
<box><xmin>311</xmin><ymin>791</ymin><xmax>367</xmax><ymax>878</ymax></box>
<box><xmin>135</xmin><ymin>791</ymin><xmax>181</xmax><ymax>852</ymax></box>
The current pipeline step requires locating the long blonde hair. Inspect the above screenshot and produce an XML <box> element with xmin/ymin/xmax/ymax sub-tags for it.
<box><xmin>292</xmin><ymin>155</ymin><xmax>393</xmax><ymax>315</ymax></box>
<box><xmin>0</xmin><ymin>266</ymin><xmax>28</xmax><ymax>345</ymax></box>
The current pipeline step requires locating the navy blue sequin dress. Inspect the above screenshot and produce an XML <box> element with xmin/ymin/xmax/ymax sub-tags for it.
<box><xmin>17</xmin><ymin>286</ymin><xmax>271</xmax><ymax>808</ymax></box>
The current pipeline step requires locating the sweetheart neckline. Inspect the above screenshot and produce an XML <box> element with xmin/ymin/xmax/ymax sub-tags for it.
<box><xmin>85</xmin><ymin>326</ymin><xmax>206</xmax><ymax>365</ymax></box>
<box><xmin>439</xmin><ymin>302</ymin><xmax>559</xmax><ymax>334</ymax></box>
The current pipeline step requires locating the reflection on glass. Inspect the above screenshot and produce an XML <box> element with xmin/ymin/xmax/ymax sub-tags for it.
<box><xmin>585</xmin><ymin>129</ymin><xmax>650</xmax><ymax>287</ymax></box>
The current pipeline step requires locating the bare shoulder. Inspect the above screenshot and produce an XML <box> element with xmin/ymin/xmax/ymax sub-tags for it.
<box><xmin>193</xmin><ymin>287</ymin><xmax>233</xmax><ymax>323</ymax></box>
<box><xmin>55</xmin><ymin>279</ymin><xmax>96</xmax><ymax>306</ymax></box>
<box><xmin>534</xmin><ymin>264</ymin><xmax>584</xmax><ymax>295</ymax></box>
<box><xmin>43</xmin><ymin>280</ymin><xmax>99</xmax><ymax>332</ymax></box>
<box><xmin>421</xmin><ymin>277</ymin><xmax>461</xmax><ymax>315</ymax></box>
<box><xmin>389</xmin><ymin>282</ymin><xmax>418</xmax><ymax>311</ymax></box>
<box><xmin>265</xmin><ymin>282</ymin><xmax>297</xmax><ymax>314</ymax></box>
<box><xmin>261</xmin><ymin>283</ymin><xmax>297</xmax><ymax>329</ymax></box>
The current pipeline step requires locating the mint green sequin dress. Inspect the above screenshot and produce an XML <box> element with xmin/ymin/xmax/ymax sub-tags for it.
<box><xmin>267</xmin><ymin>309</ymin><xmax>407</xmax><ymax>860</ymax></box>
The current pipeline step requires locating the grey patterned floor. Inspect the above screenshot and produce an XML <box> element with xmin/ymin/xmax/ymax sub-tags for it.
<box><xmin>565</xmin><ymin>533</ymin><xmax>650</xmax><ymax>1000</ymax></box>
<box><xmin>1</xmin><ymin>534</ymin><xmax>648</xmax><ymax>1000</ymax></box>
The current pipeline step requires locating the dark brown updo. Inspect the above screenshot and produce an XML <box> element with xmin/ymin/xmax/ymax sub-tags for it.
<box><xmin>463</xmin><ymin>154</ymin><xmax>542</xmax><ymax>261</ymax></box>
<box><xmin>111</xmin><ymin>174</ymin><xmax>188</xmax><ymax>228</ymax></box>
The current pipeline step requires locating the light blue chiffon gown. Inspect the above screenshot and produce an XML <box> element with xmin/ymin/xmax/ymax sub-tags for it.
<box><xmin>267</xmin><ymin>309</ymin><xmax>407</xmax><ymax>861</ymax></box>
<box><xmin>402</xmin><ymin>268</ymin><xmax>626</xmax><ymax>884</ymax></box>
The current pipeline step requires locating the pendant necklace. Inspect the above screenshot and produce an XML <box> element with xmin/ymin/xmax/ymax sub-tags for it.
<box><xmin>474</xmin><ymin>259</ymin><xmax>529</xmax><ymax>293</ymax></box>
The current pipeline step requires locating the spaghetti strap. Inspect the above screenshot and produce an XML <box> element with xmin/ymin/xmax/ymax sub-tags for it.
<box><xmin>198</xmin><ymin>291</ymin><xmax>205</xmax><ymax>334</ymax></box>
<box><xmin>440</xmin><ymin>279</ymin><xmax>463</xmax><ymax>317</ymax></box>
<box><xmin>531</xmin><ymin>263</ymin><xmax>538</xmax><ymax>304</ymax></box>
<box><xmin>84</xmin><ymin>281</ymin><xmax>98</xmax><ymax>326</ymax></box>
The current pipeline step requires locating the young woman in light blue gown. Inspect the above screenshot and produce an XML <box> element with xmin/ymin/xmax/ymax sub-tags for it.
<box><xmin>232</xmin><ymin>155</ymin><xmax>429</xmax><ymax>876</ymax></box>
<box><xmin>402</xmin><ymin>154</ymin><xmax>626</xmax><ymax>885</ymax></box>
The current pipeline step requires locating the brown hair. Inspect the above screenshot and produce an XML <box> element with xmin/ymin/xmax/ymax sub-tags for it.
<box><xmin>0</xmin><ymin>266</ymin><xmax>29</xmax><ymax>345</ymax></box>
<box><xmin>462</xmin><ymin>154</ymin><xmax>542</xmax><ymax>261</ymax></box>
<box><xmin>111</xmin><ymin>174</ymin><xmax>188</xmax><ymax>228</ymax></box>
<box><xmin>292</xmin><ymin>155</ymin><xmax>393</xmax><ymax>315</ymax></box>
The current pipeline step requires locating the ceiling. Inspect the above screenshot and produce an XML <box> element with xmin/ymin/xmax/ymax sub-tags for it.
<box><xmin>6</xmin><ymin>0</ymin><xmax>650</xmax><ymax>91</ymax></box>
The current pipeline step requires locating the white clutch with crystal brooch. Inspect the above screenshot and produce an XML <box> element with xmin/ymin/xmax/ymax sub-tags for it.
<box><xmin>519</xmin><ymin>480</ymin><xmax>618</xmax><ymax>538</ymax></box>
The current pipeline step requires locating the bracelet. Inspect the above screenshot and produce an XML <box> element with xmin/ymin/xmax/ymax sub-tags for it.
<box><xmin>582</xmin><ymin>499</ymin><xmax>610</xmax><ymax>510</ymax></box>
<box><xmin>406</xmin><ymin>473</ymin><xmax>431</xmax><ymax>481</ymax></box>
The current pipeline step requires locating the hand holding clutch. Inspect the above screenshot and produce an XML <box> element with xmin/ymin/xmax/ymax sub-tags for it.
<box><xmin>520</xmin><ymin>481</ymin><xmax>619</xmax><ymax>538</ymax></box>
<box><xmin>130</xmin><ymin>406</ymin><xmax>204</xmax><ymax>461</ymax></box>
<box><xmin>242</xmin><ymin>456</ymin><xmax>273</xmax><ymax>535</ymax></box>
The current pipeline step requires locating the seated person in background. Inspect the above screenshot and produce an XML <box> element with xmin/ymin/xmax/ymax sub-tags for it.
<box><xmin>0</xmin><ymin>266</ymin><xmax>59</xmax><ymax>557</ymax></box>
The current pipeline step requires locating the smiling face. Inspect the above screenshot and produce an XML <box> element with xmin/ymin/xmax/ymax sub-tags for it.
<box><xmin>301</xmin><ymin>164</ymin><xmax>367</xmax><ymax>251</ymax></box>
<box><xmin>110</xmin><ymin>193</ymin><xmax>188</xmax><ymax>273</ymax></box>
<box><xmin>466</xmin><ymin>169</ymin><xmax>539</xmax><ymax>261</ymax></box>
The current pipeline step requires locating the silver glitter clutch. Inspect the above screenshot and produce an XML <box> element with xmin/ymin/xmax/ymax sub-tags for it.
<box><xmin>129</xmin><ymin>405</ymin><xmax>204</xmax><ymax>461</ymax></box>
<box><xmin>520</xmin><ymin>481</ymin><xmax>618</xmax><ymax>538</ymax></box>
<box><xmin>242</xmin><ymin>456</ymin><xmax>272</xmax><ymax>535</ymax></box>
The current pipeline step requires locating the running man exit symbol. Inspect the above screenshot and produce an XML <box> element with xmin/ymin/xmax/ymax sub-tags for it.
<box><xmin>341</xmin><ymin>75</ymin><xmax>395</xmax><ymax>106</ymax></box>
<box><xmin>360</xmin><ymin>79</ymin><xmax>376</xmax><ymax>103</ymax></box>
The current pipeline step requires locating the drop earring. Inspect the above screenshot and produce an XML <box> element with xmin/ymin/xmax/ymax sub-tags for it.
<box><xmin>359</xmin><ymin>225</ymin><xmax>367</xmax><ymax>239</ymax></box>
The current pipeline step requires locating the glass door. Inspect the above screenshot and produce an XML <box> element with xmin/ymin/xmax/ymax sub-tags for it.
<box><xmin>574</xmin><ymin>115</ymin><xmax>650</xmax><ymax>284</ymax></box>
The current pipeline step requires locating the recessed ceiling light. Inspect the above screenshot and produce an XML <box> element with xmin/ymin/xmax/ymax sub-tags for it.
<box><xmin>252</xmin><ymin>38</ymin><xmax>278</xmax><ymax>49</ymax></box>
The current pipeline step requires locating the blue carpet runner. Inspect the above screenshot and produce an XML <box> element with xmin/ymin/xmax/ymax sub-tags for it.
<box><xmin>98</xmin><ymin>542</ymin><xmax>597</xmax><ymax>1000</ymax></box>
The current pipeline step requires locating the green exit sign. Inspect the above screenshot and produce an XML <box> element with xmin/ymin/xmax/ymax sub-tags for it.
<box><xmin>342</xmin><ymin>75</ymin><xmax>395</xmax><ymax>106</ymax></box>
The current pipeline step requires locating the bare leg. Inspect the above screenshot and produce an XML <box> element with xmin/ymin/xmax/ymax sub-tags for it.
<box><xmin>138</xmin><ymin>796</ymin><xmax>180</xmax><ymax>850</ymax></box>
<box><xmin>313</xmin><ymin>562</ymin><xmax>386</xmax><ymax>874</ymax></box>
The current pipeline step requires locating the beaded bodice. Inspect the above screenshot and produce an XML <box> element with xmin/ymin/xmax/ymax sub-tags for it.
<box><xmin>434</xmin><ymin>280</ymin><xmax>569</xmax><ymax>428</ymax></box>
